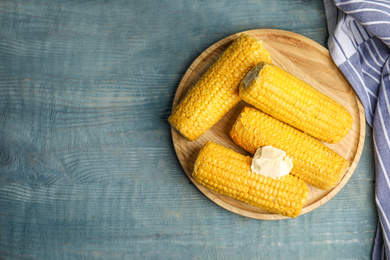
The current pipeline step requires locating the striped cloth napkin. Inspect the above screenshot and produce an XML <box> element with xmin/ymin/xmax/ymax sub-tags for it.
<box><xmin>323</xmin><ymin>0</ymin><xmax>390</xmax><ymax>259</ymax></box>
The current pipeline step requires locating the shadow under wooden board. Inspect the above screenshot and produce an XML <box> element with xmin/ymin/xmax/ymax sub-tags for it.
<box><xmin>170</xmin><ymin>29</ymin><xmax>366</xmax><ymax>220</ymax></box>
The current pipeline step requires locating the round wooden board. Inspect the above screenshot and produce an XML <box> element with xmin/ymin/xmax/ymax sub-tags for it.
<box><xmin>171</xmin><ymin>29</ymin><xmax>366</xmax><ymax>220</ymax></box>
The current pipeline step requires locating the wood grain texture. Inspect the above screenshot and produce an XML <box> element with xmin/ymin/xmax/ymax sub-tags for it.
<box><xmin>171</xmin><ymin>29</ymin><xmax>366</xmax><ymax>220</ymax></box>
<box><xmin>0</xmin><ymin>0</ymin><xmax>377</xmax><ymax>259</ymax></box>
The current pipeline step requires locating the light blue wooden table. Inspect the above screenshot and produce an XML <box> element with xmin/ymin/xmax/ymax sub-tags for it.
<box><xmin>0</xmin><ymin>0</ymin><xmax>377</xmax><ymax>259</ymax></box>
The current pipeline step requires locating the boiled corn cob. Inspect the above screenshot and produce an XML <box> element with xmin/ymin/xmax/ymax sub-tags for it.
<box><xmin>169</xmin><ymin>34</ymin><xmax>272</xmax><ymax>141</ymax></box>
<box><xmin>193</xmin><ymin>141</ymin><xmax>309</xmax><ymax>218</ymax></box>
<box><xmin>230</xmin><ymin>107</ymin><xmax>350</xmax><ymax>190</ymax></box>
<box><xmin>239</xmin><ymin>62</ymin><xmax>353</xmax><ymax>143</ymax></box>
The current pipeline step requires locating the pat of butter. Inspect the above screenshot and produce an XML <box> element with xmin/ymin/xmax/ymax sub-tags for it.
<box><xmin>251</xmin><ymin>146</ymin><xmax>293</xmax><ymax>179</ymax></box>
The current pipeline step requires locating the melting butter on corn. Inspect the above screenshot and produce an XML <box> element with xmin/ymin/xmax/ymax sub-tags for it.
<box><xmin>251</xmin><ymin>146</ymin><xmax>293</xmax><ymax>179</ymax></box>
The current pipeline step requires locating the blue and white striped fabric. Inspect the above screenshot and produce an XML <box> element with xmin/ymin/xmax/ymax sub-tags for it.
<box><xmin>324</xmin><ymin>0</ymin><xmax>390</xmax><ymax>259</ymax></box>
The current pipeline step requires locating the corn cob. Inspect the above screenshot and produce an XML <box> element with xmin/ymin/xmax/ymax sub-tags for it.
<box><xmin>193</xmin><ymin>141</ymin><xmax>309</xmax><ymax>218</ymax></box>
<box><xmin>239</xmin><ymin>62</ymin><xmax>353</xmax><ymax>143</ymax></box>
<box><xmin>230</xmin><ymin>107</ymin><xmax>350</xmax><ymax>190</ymax></box>
<box><xmin>169</xmin><ymin>34</ymin><xmax>272</xmax><ymax>141</ymax></box>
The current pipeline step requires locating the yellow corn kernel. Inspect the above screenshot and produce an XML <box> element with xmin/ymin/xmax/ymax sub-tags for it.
<box><xmin>169</xmin><ymin>34</ymin><xmax>272</xmax><ymax>141</ymax></box>
<box><xmin>193</xmin><ymin>141</ymin><xmax>308</xmax><ymax>218</ymax></box>
<box><xmin>230</xmin><ymin>107</ymin><xmax>350</xmax><ymax>190</ymax></box>
<box><xmin>239</xmin><ymin>62</ymin><xmax>353</xmax><ymax>143</ymax></box>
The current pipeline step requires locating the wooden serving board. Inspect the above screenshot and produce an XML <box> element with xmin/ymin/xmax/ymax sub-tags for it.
<box><xmin>170</xmin><ymin>29</ymin><xmax>366</xmax><ymax>220</ymax></box>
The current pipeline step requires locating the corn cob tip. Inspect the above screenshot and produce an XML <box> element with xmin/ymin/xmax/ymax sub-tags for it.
<box><xmin>240</xmin><ymin>61</ymin><xmax>268</xmax><ymax>93</ymax></box>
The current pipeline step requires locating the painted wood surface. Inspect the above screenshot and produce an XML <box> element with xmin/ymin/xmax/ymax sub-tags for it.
<box><xmin>0</xmin><ymin>0</ymin><xmax>377</xmax><ymax>259</ymax></box>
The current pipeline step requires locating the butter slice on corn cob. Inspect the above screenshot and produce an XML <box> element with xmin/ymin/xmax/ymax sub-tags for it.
<box><xmin>239</xmin><ymin>62</ymin><xmax>353</xmax><ymax>143</ymax></box>
<box><xmin>169</xmin><ymin>34</ymin><xmax>272</xmax><ymax>141</ymax></box>
<box><xmin>230</xmin><ymin>107</ymin><xmax>350</xmax><ymax>190</ymax></box>
<box><xmin>193</xmin><ymin>141</ymin><xmax>308</xmax><ymax>218</ymax></box>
